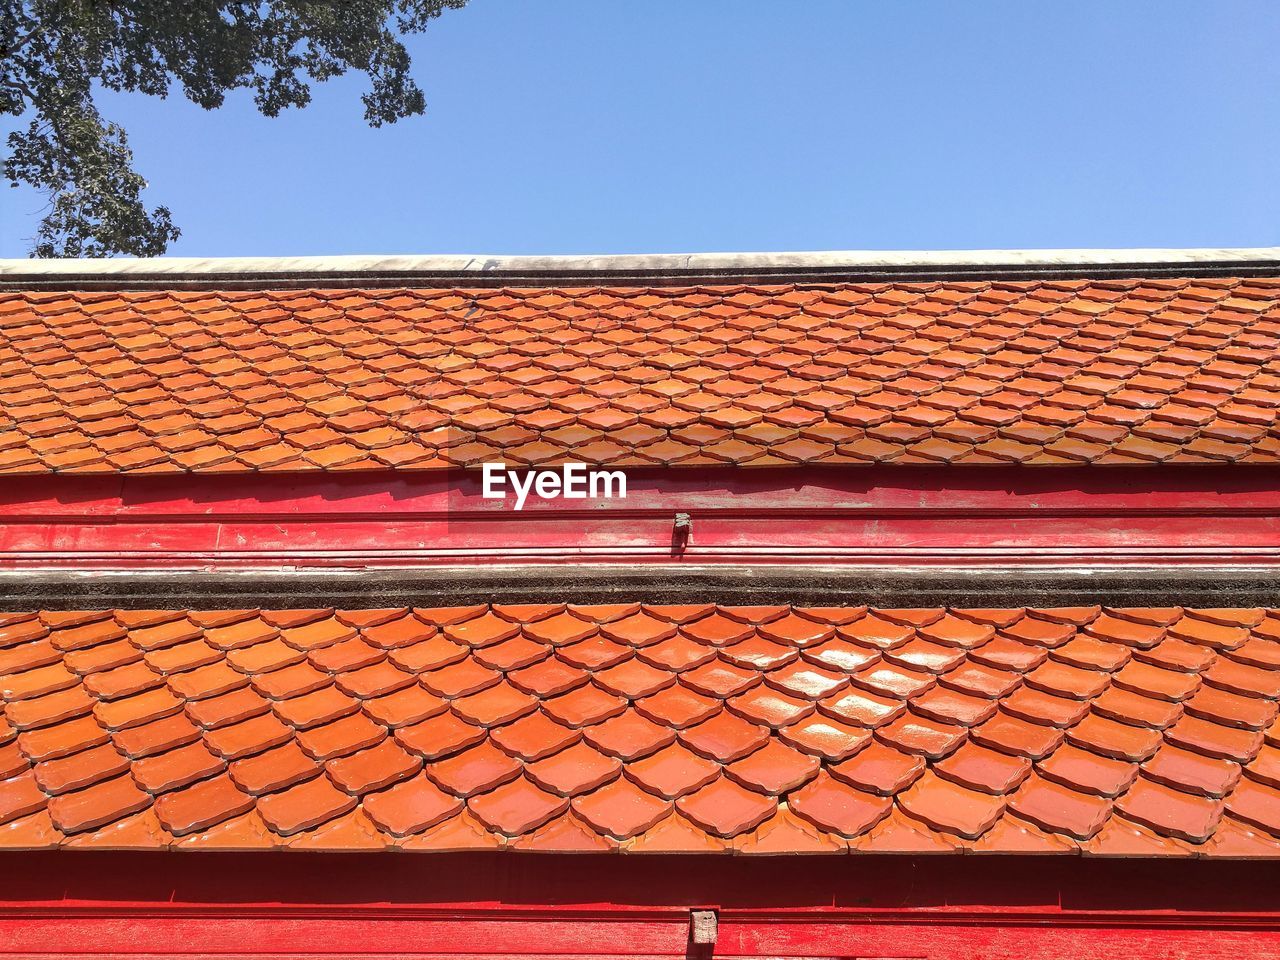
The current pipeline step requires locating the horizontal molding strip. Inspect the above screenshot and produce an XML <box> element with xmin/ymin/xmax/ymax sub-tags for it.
<box><xmin>0</xmin><ymin>562</ymin><xmax>1275</xmax><ymax>608</ymax></box>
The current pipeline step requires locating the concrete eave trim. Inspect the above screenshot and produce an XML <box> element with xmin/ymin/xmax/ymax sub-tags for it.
<box><xmin>3</xmin><ymin>247</ymin><xmax>1279</xmax><ymax>289</ymax></box>
<box><xmin>0</xmin><ymin>563</ymin><xmax>1276</xmax><ymax>609</ymax></box>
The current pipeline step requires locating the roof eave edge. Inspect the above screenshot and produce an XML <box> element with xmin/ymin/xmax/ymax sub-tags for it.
<box><xmin>2</xmin><ymin>247</ymin><xmax>1280</xmax><ymax>289</ymax></box>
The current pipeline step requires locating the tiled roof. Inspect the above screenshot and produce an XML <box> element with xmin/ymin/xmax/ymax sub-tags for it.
<box><xmin>3</xmin><ymin>604</ymin><xmax>1280</xmax><ymax>854</ymax></box>
<box><xmin>1</xmin><ymin>277</ymin><xmax>1278</xmax><ymax>475</ymax></box>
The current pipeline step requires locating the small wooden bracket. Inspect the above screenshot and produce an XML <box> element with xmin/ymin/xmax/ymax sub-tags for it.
<box><xmin>690</xmin><ymin>908</ymin><xmax>718</xmax><ymax>945</ymax></box>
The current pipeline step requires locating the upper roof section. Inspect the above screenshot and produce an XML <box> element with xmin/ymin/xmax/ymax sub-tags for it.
<box><xmin>0</xmin><ymin>249</ymin><xmax>1278</xmax><ymax>476</ymax></box>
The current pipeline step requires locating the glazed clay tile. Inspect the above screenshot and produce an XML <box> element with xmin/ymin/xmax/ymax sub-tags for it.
<box><xmin>1166</xmin><ymin>715</ymin><xmax>1264</xmax><ymax>763</ymax></box>
<box><xmin>582</xmin><ymin>711</ymin><xmax>674</xmax><ymax>760</ymax></box>
<box><xmin>898</xmin><ymin>772</ymin><xmax>1006</xmax><ymax>840</ymax></box>
<box><xmin>1116</xmin><ymin>778</ymin><xmax>1223</xmax><ymax>843</ymax></box>
<box><xmin>46</xmin><ymin>775</ymin><xmax>151</xmax><ymax>835</ymax></box>
<box><xmin>272</xmin><ymin>687</ymin><xmax>361</xmax><ymax>730</ymax></box>
<box><xmin>728</xmin><ymin>686</ymin><xmax>815</xmax><ymax>729</ymax></box>
<box><xmin>451</xmin><ymin>681</ymin><xmax>538</xmax><ymax>727</ymax></box>
<box><xmin>934</xmin><ymin>742</ymin><xmax>1030</xmax><ymax>795</ymax></box>
<box><xmin>109</xmin><ymin>710</ymin><xmax>201</xmax><ymax>760</ymax></box>
<box><xmin>1205</xmin><ymin>659</ymin><xmax>1280</xmax><ymax>699</ymax></box>
<box><xmin>1092</xmin><ymin>686</ymin><xmax>1184</xmax><ymax>731</ymax></box>
<box><xmin>153</xmin><ymin>775</ymin><xmax>254</xmax><ymax>836</ymax></box>
<box><xmin>593</xmin><ymin>660</ymin><xmax>676</xmax><ymax>700</ymax></box>
<box><xmin>443</xmin><ymin>612</ymin><xmax>521</xmax><ymax>648</ymax></box>
<box><xmin>485</xmin><ymin>711</ymin><xmax>578</xmax><ymax>763</ymax></box>
<box><xmin>679</xmin><ymin>614</ymin><xmax>755</xmax><ymax>646</ymax></box>
<box><xmin>680</xmin><ymin>660</ymin><xmax>760</xmax><ymax>699</ymax></box>
<box><xmin>635</xmin><ymin>686</ymin><xmax>721</xmax><ymax>730</ymax></box>
<box><xmin>1185</xmin><ymin>685</ymin><xmax>1277</xmax><ymax>730</ymax></box>
<box><xmin>228</xmin><ymin>743</ymin><xmax>320</xmax><ymax>796</ymax></box>
<box><xmin>725</xmin><ymin>740</ymin><xmax>820</xmax><ymax>795</ymax></box>
<box><xmin>310</xmin><ymin>638</ymin><xmax>384</xmax><ymax>675</ymax></box>
<box><xmin>598</xmin><ymin>612</ymin><xmax>677</xmax><ymax>646</ymax></box>
<box><xmin>820</xmin><ymin>688</ymin><xmax>906</xmax><ymax>728</ymax></box>
<box><xmin>130</xmin><ymin>743</ymin><xmax>225</xmax><ymax>795</ymax></box>
<box><xmin>789</xmin><ymin>771</ymin><xmax>893</xmax><ymax>838</ymax></box>
<box><xmin>1169</xmin><ymin>616</ymin><xmax>1251</xmax><ymax>651</ymax></box>
<box><xmin>6</xmin><ymin>687</ymin><xmax>94</xmax><ymax>730</ymax></box>
<box><xmin>357</xmin><ymin>684</ymin><xmax>446</xmax><ymax>729</ymax></box>
<box><xmin>830</xmin><ymin>742</ymin><xmax>925</xmax><ymax>795</ymax></box>
<box><xmin>972</xmin><ymin>713</ymin><xmax>1065</xmax><ymax>760</ymax></box>
<box><xmin>1226</xmin><ymin>779</ymin><xmax>1280</xmax><ymax>836</ymax></box>
<box><xmin>19</xmin><ymin>715</ymin><xmax>110</xmax><ymax>762</ymax></box>
<box><xmin>1009</xmin><ymin>773</ymin><xmax>1113</xmax><ymax>840</ymax></box>
<box><xmin>0</xmin><ymin>773</ymin><xmax>47</xmax><ymax>826</ymax></box>
<box><xmin>676</xmin><ymin>776</ymin><xmax>776</xmax><ymax>838</ymax></box>
<box><xmin>362</xmin><ymin>775</ymin><xmax>462</xmax><ymax>837</ymax></box>
<box><xmin>541</xmin><ymin>685</ymin><xmax>627</xmax><ymax>729</ymax></box>
<box><xmin>911</xmin><ymin>687</ymin><xmax>999</xmax><ymax>727</ymax></box>
<box><xmin>624</xmin><ymin>743</ymin><xmax>720</xmax><ymax>800</ymax></box>
<box><xmin>467</xmin><ymin>777</ymin><xmax>569</xmax><ymax>836</ymax></box>
<box><xmin>1038</xmin><ymin>745</ymin><xmax>1138</xmax><ymax>798</ymax></box>
<box><xmin>571</xmin><ymin>777</ymin><xmax>672</xmax><ymax>840</ymax></box>
<box><xmin>526</xmin><ymin>742</ymin><xmax>622</xmax><ymax>797</ymax></box>
<box><xmin>296</xmin><ymin>713</ymin><xmax>386</xmax><ymax>761</ymax></box>
<box><xmin>798</xmin><ymin>640</ymin><xmax>880</xmax><ymax>675</ymax></box>
<box><xmin>186</xmin><ymin>688</ymin><xmax>271</xmax><ymax>730</ymax></box>
<box><xmin>425</xmin><ymin>742</ymin><xmax>521</xmax><ymax>797</ymax></box>
<box><xmin>257</xmin><ymin>776</ymin><xmax>356</xmax><ymax>836</ymax></box>
<box><xmin>1246</xmin><ymin>745</ymin><xmax>1280</xmax><ymax>789</ymax></box>
<box><xmin>32</xmin><ymin>744</ymin><xmax>129</xmax><ymax>795</ymax></box>
<box><xmin>636</xmin><ymin>635</ymin><xmax>717</xmax><ymax>672</ymax></box>
<box><xmin>918</xmin><ymin>615</ymin><xmax>995</xmax><ymax>649</ymax></box>
<box><xmin>1024</xmin><ymin>661</ymin><xmax>1111</xmax><ymax>700</ymax></box>
<box><xmin>1067</xmin><ymin>713</ymin><xmax>1164</xmax><ymax>762</ymax></box>
<box><xmin>763</xmin><ymin>662</ymin><xmax>848</xmax><ymax>700</ymax></box>
<box><xmin>1002</xmin><ymin>687</ymin><xmax>1091</xmax><ymax>728</ymax></box>
<box><xmin>1143</xmin><ymin>745</ymin><xmax>1241</xmax><ymax>798</ymax></box>
<box><xmin>326</xmin><ymin>740</ymin><xmax>422</xmax><ymax>795</ymax></box>
<box><xmin>394</xmin><ymin>713</ymin><xmax>486</xmax><ymax>761</ymax></box>
<box><xmin>875</xmin><ymin>715</ymin><xmax>967</xmax><ymax>760</ymax></box>
<box><xmin>837</xmin><ymin>616</ymin><xmax>914</xmax><ymax>650</ymax></box>
<box><xmin>679</xmin><ymin>712</ymin><xmax>770</xmax><ymax>763</ymax></box>
<box><xmin>773</xmin><ymin>715</ymin><xmax>872</xmax><ymax>763</ymax></box>
<box><xmin>204</xmin><ymin>713</ymin><xmax>293</xmax><ymax>761</ymax></box>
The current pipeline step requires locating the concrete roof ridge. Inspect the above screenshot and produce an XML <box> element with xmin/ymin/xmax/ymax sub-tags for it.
<box><xmin>3</xmin><ymin>247</ymin><xmax>1279</xmax><ymax>288</ymax></box>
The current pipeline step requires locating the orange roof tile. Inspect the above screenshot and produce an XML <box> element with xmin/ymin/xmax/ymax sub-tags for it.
<box><xmin>0</xmin><ymin>277</ymin><xmax>1278</xmax><ymax>474</ymax></box>
<box><xmin>1</xmin><ymin>604</ymin><xmax>1279</xmax><ymax>854</ymax></box>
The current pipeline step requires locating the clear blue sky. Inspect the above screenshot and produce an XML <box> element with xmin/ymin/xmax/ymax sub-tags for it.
<box><xmin>3</xmin><ymin>0</ymin><xmax>1279</xmax><ymax>258</ymax></box>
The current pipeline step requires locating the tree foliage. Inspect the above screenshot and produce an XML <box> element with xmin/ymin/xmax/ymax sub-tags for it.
<box><xmin>1</xmin><ymin>1</ymin><xmax>464</xmax><ymax>257</ymax></box>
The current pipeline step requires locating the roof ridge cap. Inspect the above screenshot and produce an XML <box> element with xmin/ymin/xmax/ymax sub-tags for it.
<box><xmin>3</xmin><ymin>247</ymin><xmax>1280</xmax><ymax>282</ymax></box>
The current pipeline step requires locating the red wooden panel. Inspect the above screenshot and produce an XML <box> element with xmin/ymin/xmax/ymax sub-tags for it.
<box><xmin>0</xmin><ymin>853</ymin><xmax>1278</xmax><ymax>958</ymax></box>
<box><xmin>2</xmin><ymin>914</ymin><xmax>1278</xmax><ymax>959</ymax></box>
<box><xmin>0</xmin><ymin>466</ymin><xmax>1277</xmax><ymax>568</ymax></box>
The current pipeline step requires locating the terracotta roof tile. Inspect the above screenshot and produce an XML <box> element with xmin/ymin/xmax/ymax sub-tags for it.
<box><xmin>1</xmin><ymin>280</ymin><xmax>1278</xmax><ymax>474</ymax></box>
<box><xmin>3</xmin><ymin>604</ymin><xmax>1280</xmax><ymax>853</ymax></box>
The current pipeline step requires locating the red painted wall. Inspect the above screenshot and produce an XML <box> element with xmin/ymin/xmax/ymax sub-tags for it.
<box><xmin>0</xmin><ymin>466</ymin><xmax>1276</xmax><ymax>568</ymax></box>
<box><xmin>1</xmin><ymin>852</ymin><xmax>1278</xmax><ymax>958</ymax></box>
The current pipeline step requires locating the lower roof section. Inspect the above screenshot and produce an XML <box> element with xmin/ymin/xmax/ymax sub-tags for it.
<box><xmin>1</xmin><ymin>603</ymin><xmax>1279</xmax><ymax>856</ymax></box>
